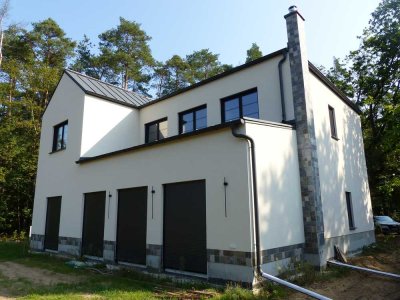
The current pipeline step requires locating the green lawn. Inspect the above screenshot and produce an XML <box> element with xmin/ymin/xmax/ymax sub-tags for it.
<box><xmin>0</xmin><ymin>241</ymin><xmax>284</xmax><ymax>299</ymax></box>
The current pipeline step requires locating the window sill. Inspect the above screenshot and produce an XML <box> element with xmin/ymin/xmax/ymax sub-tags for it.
<box><xmin>349</xmin><ymin>227</ymin><xmax>357</xmax><ymax>231</ymax></box>
<box><xmin>49</xmin><ymin>148</ymin><xmax>66</xmax><ymax>154</ymax></box>
<box><xmin>331</xmin><ymin>135</ymin><xmax>339</xmax><ymax>141</ymax></box>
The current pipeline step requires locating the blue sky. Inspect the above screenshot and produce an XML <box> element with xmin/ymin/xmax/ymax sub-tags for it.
<box><xmin>9</xmin><ymin>0</ymin><xmax>380</xmax><ymax>68</ymax></box>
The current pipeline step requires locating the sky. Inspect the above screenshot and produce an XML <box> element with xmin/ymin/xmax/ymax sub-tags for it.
<box><xmin>8</xmin><ymin>0</ymin><xmax>381</xmax><ymax>69</ymax></box>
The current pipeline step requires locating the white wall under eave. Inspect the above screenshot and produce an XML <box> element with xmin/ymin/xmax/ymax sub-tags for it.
<box><xmin>245</xmin><ymin>121</ymin><xmax>305</xmax><ymax>251</ymax></box>
<box><xmin>309</xmin><ymin>73</ymin><xmax>374</xmax><ymax>239</ymax></box>
<box><xmin>139</xmin><ymin>55</ymin><xmax>291</xmax><ymax>143</ymax></box>
<box><xmin>81</xmin><ymin>95</ymin><xmax>139</xmax><ymax>157</ymax></box>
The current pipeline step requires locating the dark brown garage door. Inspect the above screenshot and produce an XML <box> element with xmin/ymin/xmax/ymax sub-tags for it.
<box><xmin>163</xmin><ymin>180</ymin><xmax>207</xmax><ymax>274</ymax></box>
<box><xmin>44</xmin><ymin>196</ymin><xmax>62</xmax><ymax>251</ymax></box>
<box><xmin>82</xmin><ymin>191</ymin><xmax>106</xmax><ymax>257</ymax></box>
<box><xmin>116</xmin><ymin>187</ymin><xmax>147</xmax><ymax>265</ymax></box>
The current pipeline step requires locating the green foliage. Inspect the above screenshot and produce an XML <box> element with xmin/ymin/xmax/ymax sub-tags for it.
<box><xmin>186</xmin><ymin>48</ymin><xmax>231</xmax><ymax>83</ymax></box>
<box><xmin>152</xmin><ymin>49</ymin><xmax>231</xmax><ymax>97</ymax></box>
<box><xmin>28</xmin><ymin>18</ymin><xmax>75</xmax><ymax>69</ymax></box>
<box><xmin>324</xmin><ymin>0</ymin><xmax>400</xmax><ymax>214</ymax></box>
<box><xmin>0</xmin><ymin>18</ymin><xmax>72</xmax><ymax>235</ymax></box>
<box><xmin>246</xmin><ymin>43</ymin><xmax>263</xmax><ymax>63</ymax></box>
<box><xmin>98</xmin><ymin>17</ymin><xmax>154</xmax><ymax>94</ymax></box>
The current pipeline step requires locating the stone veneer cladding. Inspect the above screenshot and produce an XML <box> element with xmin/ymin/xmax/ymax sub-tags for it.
<box><xmin>285</xmin><ymin>10</ymin><xmax>325</xmax><ymax>266</ymax></box>
<box><xmin>58</xmin><ymin>236</ymin><xmax>81</xmax><ymax>256</ymax></box>
<box><xmin>103</xmin><ymin>240</ymin><xmax>116</xmax><ymax>262</ymax></box>
<box><xmin>207</xmin><ymin>249</ymin><xmax>252</xmax><ymax>267</ymax></box>
<box><xmin>260</xmin><ymin>243</ymin><xmax>304</xmax><ymax>265</ymax></box>
<box><xmin>146</xmin><ymin>244</ymin><xmax>162</xmax><ymax>271</ymax></box>
<box><xmin>30</xmin><ymin>234</ymin><xmax>44</xmax><ymax>251</ymax></box>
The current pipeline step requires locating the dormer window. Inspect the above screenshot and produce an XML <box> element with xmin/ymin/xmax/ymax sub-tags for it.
<box><xmin>52</xmin><ymin>121</ymin><xmax>68</xmax><ymax>152</ymax></box>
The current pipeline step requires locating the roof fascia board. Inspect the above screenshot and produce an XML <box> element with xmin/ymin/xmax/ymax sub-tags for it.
<box><xmin>76</xmin><ymin>119</ymin><xmax>243</xmax><ymax>164</ymax></box>
<box><xmin>308</xmin><ymin>62</ymin><xmax>361</xmax><ymax>114</ymax></box>
<box><xmin>139</xmin><ymin>48</ymin><xmax>287</xmax><ymax>109</ymax></box>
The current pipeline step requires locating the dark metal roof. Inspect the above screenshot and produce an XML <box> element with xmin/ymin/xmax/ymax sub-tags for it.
<box><xmin>64</xmin><ymin>69</ymin><xmax>152</xmax><ymax>108</ymax></box>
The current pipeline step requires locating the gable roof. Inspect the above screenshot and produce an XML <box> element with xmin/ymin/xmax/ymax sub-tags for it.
<box><xmin>64</xmin><ymin>69</ymin><xmax>152</xmax><ymax>108</ymax></box>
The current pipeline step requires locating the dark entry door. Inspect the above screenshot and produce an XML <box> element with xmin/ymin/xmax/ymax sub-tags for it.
<box><xmin>164</xmin><ymin>180</ymin><xmax>207</xmax><ymax>274</ymax></box>
<box><xmin>44</xmin><ymin>196</ymin><xmax>62</xmax><ymax>251</ymax></box>
<box><xmin>82</xmin><ymin>191</ymin><xmax>106</xmax><ymax>257</ymax></box>
<box><xmin>117</xmin><ymin>187</ymin><xmax>148</xmax><ymax>264</ymax></box>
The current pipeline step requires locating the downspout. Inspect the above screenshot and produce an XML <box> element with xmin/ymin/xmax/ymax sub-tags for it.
<box><xmin>231</xmin><ymin>120</ymin><xmax>332</xmax><ymax>300</ymax></box>
<box><xmin>278</xmin><ymin>49</ymin><xmax>288</xmax><ymax>122</ymax></box>
<box><xmin>231</xmin><ymin>120</ymin><xmax>261</xmax><ymax>276</ymax></box>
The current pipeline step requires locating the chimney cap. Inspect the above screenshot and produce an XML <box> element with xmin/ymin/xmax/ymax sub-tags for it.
<box><xmin>284</xmin><ymin>5</ymin><xmax>305</xmax><ymax>21</ymax></box>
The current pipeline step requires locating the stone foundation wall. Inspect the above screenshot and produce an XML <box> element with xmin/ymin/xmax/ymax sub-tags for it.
<box><xmin>207</xmin><ymin>249</ymin><xmax>252</xmax><ymax>267</ymax></box>
<box><xmin>146</xmin><ymin>244</ymin><xmax>162</xmax><ymax>271</ymax></box>
<box><xmin>30</xmin><ymin>234</ymin><xmax>44</xmax><ymax>251</ymax></box>
<box><xmin>260</xmin><ymin>243</ymin><xmax>304</xmax><ymax>264</ymax></box>
<box><xmin>104</xmin><ymin>240</ymin><xmax>116</xmax><ymax>262</ymax></box>
<box><xmin>58</xmin><ymin>236</ymin><xmax>81</xmax><ymax>256</ymax></box>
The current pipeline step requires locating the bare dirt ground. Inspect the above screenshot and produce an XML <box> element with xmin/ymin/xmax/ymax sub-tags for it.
<box><xmin>0</xmin><ymin>261</ymin><xmax>82</xmax><ymax>299</ymax></box>
<box><xmin>294</xmin><ymin>235</ymin><xmax>400</xmax><ymax>300</ymax></box>
<box><xmin>0</xmin><ymin>262</ymin><xmax>80</xmax><ymax>286</ymax></box>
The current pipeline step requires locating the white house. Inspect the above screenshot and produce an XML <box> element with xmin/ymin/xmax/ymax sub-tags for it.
<box><xmin>30</xmin><ymin>7</ymin><xmax>375</xmax><ymax>284</ymax></box>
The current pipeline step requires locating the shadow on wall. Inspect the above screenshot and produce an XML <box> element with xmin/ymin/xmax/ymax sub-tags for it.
<box><xmin>82</xmin><ymin>111</ymin><xmax>138</xmax><ymax>157</ymax></box>
<box><xmin>256</xmin><ymin>106</ymin><xmax>374</xmax><ymax>255</ymax></box>
<box><xmin>315</xmin><ymin>106</ymin><xmax>373</xmax><ymax>250</ymax></box>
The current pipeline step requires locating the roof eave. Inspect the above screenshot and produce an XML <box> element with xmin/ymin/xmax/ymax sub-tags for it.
<box><xmin>308</xmin><ymin>62</ymin><xmax>361</xmax><ymax>115</ymax></box>
<box><xmin>139</xmin><ymin>48</ymin><xmax>287</xmax><ymax>109</ymax></box>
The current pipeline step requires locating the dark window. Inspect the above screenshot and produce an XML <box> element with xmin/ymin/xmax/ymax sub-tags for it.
<box><xmin>345</xmin><ymin>191</ymin><xmax>356</xmax><ymax>230</ymax></box>
<box><xmin>328</xmin><ymin>106</ymin><xmax>338</xmax><ymax>139</ymax></box>
<box><xmin>179</xmin><ymin>105</ymin><xmax>207</xmax><ymax>134</ymax></box>
<box><xmin>52</xmin><ymin>121</ymin><xmax>68</xmax><ymax>152</ymax></box>
<box><xmin>221</xmin><ymin>88</ymin><xmax>259</xmax><ymax>122</ymax></box>
<box><xmin>145</xmin><ymin>118</ymin><xmax>168</xmax><ymax>143</ymax></box>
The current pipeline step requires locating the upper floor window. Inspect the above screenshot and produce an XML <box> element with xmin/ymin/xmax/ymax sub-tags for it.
<box><xmin>221</xmin><ymin>88</ymin><xmax>259</xmax><ymax>122</ymax></box>
<box><xmin>52</xmin><ymin>121</ymin><xmax>68</xmax><ymax>152</ymax></box>
<box><xmin>328</xmin><ymin>105</ymin><xmax>338</xmax><ymax>140</ymax></box>
<box><xmin>145</xmin><ymin>118</ymin><xmax>168</xmax><ymax>143</ymax></box>
<box><xmin>179</xmin><ymin>105</ymin><xmax>207</xmax><ymax>134</ymax></box>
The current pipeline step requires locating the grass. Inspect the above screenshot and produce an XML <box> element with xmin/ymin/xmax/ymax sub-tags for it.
<box><xmin>0</xmin><ymin>240</ymin><xmax>285</xmax><ymax>299</ymax></box>
<box><xmin>2</xmin><ymin>236</ymin><xmax>397</xmax><ymax>299</ymax></box>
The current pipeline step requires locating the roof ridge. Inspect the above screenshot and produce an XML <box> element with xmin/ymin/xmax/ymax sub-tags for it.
<box><xmin>64</xmin><ymin>69</ymin><xmax>151</xmax><ymax>101</ymax></box>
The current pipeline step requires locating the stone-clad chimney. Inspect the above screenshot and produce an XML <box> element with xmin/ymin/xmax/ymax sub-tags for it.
<box><xmin>285</xmin><ymin>6</ymin><xmax>325</xmax><ymax>267</ymax></box>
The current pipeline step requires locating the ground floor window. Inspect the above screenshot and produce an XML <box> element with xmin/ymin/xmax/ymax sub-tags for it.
<box><xmin>345</xmin><ymin>191</ymin><xmax>355</xmax><ymax>230</ymax></box>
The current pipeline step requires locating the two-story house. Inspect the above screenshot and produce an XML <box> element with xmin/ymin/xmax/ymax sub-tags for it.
<box><xmin>30</xmin><ymin>7</ymin><xmax>375</xmax><ymax>284</ymax></box>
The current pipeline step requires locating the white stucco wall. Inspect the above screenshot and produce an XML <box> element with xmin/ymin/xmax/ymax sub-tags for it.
<box><xmin>33</xmin><ymin>125</ymin><xmax>253</xmax><ymax>253</ymax></box>
<box><xmin>309</xmin><ymin>73</ymin><xmax>374</xmax><ymax>239</ymax></box>
<box><xmin>245</xmin><ymin>120</ymin><xmax>305</xmax><ymax>251</ymax></box>
<box><xmin>81</xmin><ymin>96</ymin><xmax>139</xmax><ymax>157</ymax></box>
<box><xmin>139</xmin><ymin>56</ymin><xmax>293</xmax><ymax>143</ymax></box>
<box><xmin>32</xmin><ymin>74</ymin><xmax>85</xmax><ymax>235</ymax></box>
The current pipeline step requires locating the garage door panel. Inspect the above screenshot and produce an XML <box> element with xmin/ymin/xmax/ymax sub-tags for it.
<box><xmin>82</xmin><ymin>191</ymin><xmax>106</xmax><ymax>257</ymax></box>
<box><xmin>44</xmin><ymin>196</ymin><xmax>62</xmax><ymax>251</ymax></box>
<box><xmin>164</xmin><ymin>180</ymin><xmax>207</xmax><ymax>274</ymax></box>
<box><xmin>117</xmin><ymin>187</ymin><xmax>147</xmax><ymax>264</ymax></box>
